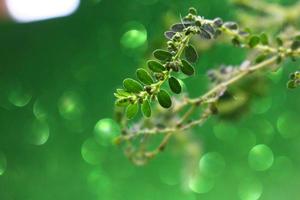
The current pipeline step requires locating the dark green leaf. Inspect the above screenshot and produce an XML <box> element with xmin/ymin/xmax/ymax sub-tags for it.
<box><xmin>147</xmin><ymin>60</ymin><xmax>165</xmax><ymax>73</ymax></box>
<box><xmin>249</xmin><ymin>35</ymin><xmax>260</xmax><ymax>48</ymax></box>
<box><xmin>153</xmin><ymin>49</ymin><xmax>172</xmax><ymax>61</ymax></box>
<box><xmin>171</xmin><ymin>22</ymin><xmax>193</xmax><ymax>32</ymax></box>
<box><xmin>141</xmin><ymin>100</ymin><xmax>151</xmax><ymax>118</ymax></box>
<box><xmin>202</xmin><ymin>24</ymin><xmax>215</xmax><ymax>35</ymax></box>
<box><xmin>157</xmin><ymin>89</ymin><xmax>172</xmax><ymax>108</ymax></box>
<box><xmin>276</xmin><ymin>37</ymin><xmax>283</xmax><ymax>46</ymax></box>
<box><xmin>199</xmin><ymin>28</ymin><xmax>212</xmax><ymax>39</ymax></box>
<box><xmin>291</xmin><ymin>40</ymin><xmax>300</xmax><ymax>50</ymax></box>
<box><xmin>126</xmin><ymin>103</ymin><xmax>139</xmax><ymax>119</ymax></box>
<box><xmin>185</xmin><ymin>45</ymin><xmax>198</xmax><ymax>63</ymax></box>
<box><xmin>168</xmin><ymin>77</ymin><xmax>182</xmax><ymax>94</ymax></box>
<box><xmin>213</xmin><ymin>18</ymin><xmax>223</xmax><ymax>27</ymax></box>
<box><xmin>123</xmin><ymin>78</ymin><xmax>143</xmax><ymax>93</ymax></box>
<box><xmin>136</xmin><ymin>68</ymin><xmax>154</xmax><ymax>85</ymax></box>
<box><xmin>232</xmin><ymin>37</ymin><xmax>241</xmax><ymax>47</ymax></box>
<box><xmin>287</xmin><ymin>80</ymin><xmax>297</xmax><ymax>89</ymax></box>
<box><xmin>255</xmin><ymin>54</ymin><xmax>267</xmax><ymax>64</ymax></box>
<box><xmin>181</xmin><ymin>59</ymin><xmax>195</xmax><ymax>76</ymax></box>
<box><xmin>224</xmin><ymin>22</ymin><xmax>238</xmax><ymax>30</ymax></box>
<box><xmin>164</xmin><ymin>31</ymin><xmax>176</xmax><ymax>40</ymax></box>
<box><xmin>260</xmin><ymin>33</ymin><xmax>269</xmax><ymax>45</ymax></box>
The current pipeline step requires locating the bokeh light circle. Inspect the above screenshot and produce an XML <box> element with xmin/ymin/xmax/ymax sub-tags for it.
<box><xmin>248</xmin><ymin>144</ymin><xmax>274</xmax><ymax>171</ymax></box>
<box><xmin>81</xmin><ymin>137</ymin><xmax>103</xmax><ymax>165</ymax></box>
<box><xmin>238</xmin><ymin>177</ymin><xmax>263</xmax><ymax>200</ymax></box>
<box><xmin>58</xmin><ymin>91</ymin><xmax>84</xmax><ymax>120</ymax></box>
<box><xmin>7</xmin><ymin>81</ymin><xmax>32</xmax><ymax>107</ymax></box>
<box><xmin>0</xmin><ymin>152</ymin><xmax>7</xmax><ymax>176</ymax></box>
<box><xmin>213</xmin><ymin>122</ymin><xmax>237</xmax><ymax>142</ymax></box>
<box><xmin>188</xmin><ymin>175</ymin><xmax>215</xmax><ymax>194</ymax></box>
<box><xmin>26</xmin><ymin>119</ymin><xmax>50</xmax><ymax>146</ymax></box>
<box><xmin>277</xmin><ymin>112</ymin><xmax>300</xmax><ymax>139</ymax></box>
<box><xmin>33</xmin><ymin>98</ymin><xmax>49</xmax><ymax>121</ymax></box>
<box><xmin>94</xmin><ymin>118</ymin><xmax>121</xmax><ymax>146</ymax></box>
<box><xmin>199</xmin><ymin>152</ymin><xmax>225</xmax><ymax>177</ymax></box>
<box><xmin>120</xmin><ymin>22</ymin><xmax>147</xmax><ymax>49</ymax></box>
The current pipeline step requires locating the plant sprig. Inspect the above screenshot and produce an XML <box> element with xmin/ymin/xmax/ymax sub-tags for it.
<box><xmin>113</xmin><ymin>8</ymin><xmax>300</xmax><ymax>165</ymax></box>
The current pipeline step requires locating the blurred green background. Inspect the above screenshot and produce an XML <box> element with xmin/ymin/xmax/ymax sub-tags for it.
<box><xmin>0</xmin><ymin>0</ymin><xmax>300</xmax><ymax>199</ymax></box>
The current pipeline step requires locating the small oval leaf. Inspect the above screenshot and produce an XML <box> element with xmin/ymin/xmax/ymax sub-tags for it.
<box><xmin>136</xmin><ymin>68</ymin><xmax>154</xmax><ymax>85</ymax></box>
<box><xmin>164</xmin><ymin>31</ymin><xmax>176</xmax><ymax>39</ymax></box>
<box><xmin>141</xmin><ymin>100</ymin><xmax>151</xmax><ymax>118</ymax></box>
<box><xmin>168</xmin><ymin>77</ymin><xmax>182</xmax><ymax>94</ymax></box>
<box><xmin>157</xmin><ymin>89</ymin><xmax>172</xmax><ymax>108</ymax></box>
<box><xmin>147</xmin><ymin>60</ymin><xmax>165</xmax><ymax>73</ymax></box>
<box><xmin>123</xmin><ymin>78</ymin><xmax>143</xmax><ymax>93</ymax></box>
<box><xmin>287</xmin><ymin>80</ymin><xmax>297</xmax><ymax>89</ymax></box>
<box><xmin>153</xmin><ymin>49</ymin><xmax>172</xmax><ymax>61</ymax></box>
<box><xmin>249</xmin><ymin>35</ymin><xmax>260</xmax><ymax>48</ymax></box>
<box><xmin>126</xmin><ymin>103</ymin><xmax>139</xmax><ymax>119</ymax></box>
<box><xmin>115</xmin><ymin>98</ymin><xmax>130</xmax><ymax>107</ymax></box>
<box><xmin>260</xmin><ymin>33</ymin><xmax>269</xmax><ymax>45</ymax></box>
<box><xmin>181</xmin><ymin>59</ymin><xmax>195</xmax><ymax>76</ymax></box>
<box><xmin>185</xmin><ymin>45</ymin><xmax>198</xmax><ymax>63</ymax></box>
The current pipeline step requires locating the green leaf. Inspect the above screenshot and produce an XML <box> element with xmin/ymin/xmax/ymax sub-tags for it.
<box><xmin>141</xmin><ymin>100</ymin><xmax>151</xmax><ymax>118</ymax></box>
<box><xmin>255</xmin><ymin>54</ymin><xmax>267</xmax><ymax>64</ymax></box>
<box><xmin>115</xmin><ymin>98</ymin><xmax>130</xmax><ymax>107</ymax></box>
<box><xmin>168</xmin><ymin>77</ymin><xmax>182</xmax><ymax>94</ymax></box>
<box><xmin>181</xmin><ymin>59</ymin><xmax>195</xmax><ymax>76</ymax></box>
<box><xmin>126</xmin><ymin>103</ymin><xmax>139</xmax><ymax>119</ymax></box>
<box><xmin>157</xmin><ymin>89</ymin><xmax>172</xmax><ymax>108</ymax></box>
<box><xmin>185</xmin><ymin>45</ymin><xmax>198</xmax><ymax>63</ymax></box>
<box><xmin>276</xmin><ymin>37</ymin><xmax>283</xmax><ymax>46</ymax></box>
<box><xmin>291</xmin><ymin>40</ymin><xmax>300</xmax><ymax>50</ymax></box>
<box><xmin>147</xmin><ymin>60</ymin><xmax>165</xmax><ymax>73</ymax></box>
<box><xmin>260</xmin><ymin>33</ymin><xmax>269</xmax><ymax>45</ymax></box>
<box><xmin>123</xmin><ymin>78</ymin><xmax>143</xmax><ymax>93</ymax></box>
<box><xmin>116</xmin><ymin>89</ymin><xmax>130</xmax><ymax>97</ymax></box>
<box><xmin>224</xmin><ymin>22</ymin><xmax>238</xmax><ymax>30</ymax></box>
<box><xmin>249</xmin><ymin>35</ymin><xmax>260</xmax><ymax>48</ymax></box>
<box><xmin>287</xmin><ymin>80</ymin><xmax>297</xmax><ymax>89</ymax></box>
<box><xmin>136</xmin><ymin>68</ymin><xmax>154</xmax><ymax>85</ymax></box>
<box><xmin>153</xmin><ymin>49</ymin><xmax>172</xmax><ymax>61</ymax></box>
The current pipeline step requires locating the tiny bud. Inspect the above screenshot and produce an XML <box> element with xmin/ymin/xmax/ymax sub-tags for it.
<box><xmin>189</xmin><ymin>7</ymin><xmax>197</xmax><ymax>15</ymax></box>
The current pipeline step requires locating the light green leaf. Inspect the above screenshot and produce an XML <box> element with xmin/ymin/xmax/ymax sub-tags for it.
<box><xmin>126</xmin><ymin>103</ymin><xmax>139</xmax><ymax>119</ymax></box>
<box><xmin>136</xmin><ymin>68</ymin><xmax>154</xmax><ymax>85</ymax></box>
<box><xmin>157</xmin><ymin>89</ymin><xmax>172</xmax><ymax>108</ymax></box>
<box><xmin>260</xmin><ymin>33</ymin><xmax>269</xmax><ymax>45</ymax></box>
<box><xmin>249</xmin><ymin>35</ymin><xmax>260</xmax><ymax>48</ymax></box>
<box><xmin>123</xmin><ymin>78</ymin><xmax>143</xmax><ymax>93</ymax></box>
<box><xmin>141</xmin><ymin>100</ymin><xmax>151</xmax><ymax>118</ymax></box>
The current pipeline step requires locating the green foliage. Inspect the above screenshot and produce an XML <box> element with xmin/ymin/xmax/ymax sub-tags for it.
<box><xmin>136</xmin><ymin>68</ymin><xmax>154</xmax><ymax>85</ymax></box>
<box><xmin>115</xmin><ymin>7</ymin><xmax>300</xmax><ymax>123</ymax></box>
<box><xmin>168</xmin><ymin>77</ymin><xmax>182</xmax><ymax>94</ymax></box>
<box><xmin>126</xmin><ymin>103</ymin><xmax>139</xmax><ymax>119</ymax></box>
<box><xmin>181</xmin><ymin>59</ymin><xmax>195</xmax><ymax>76</ymax></box>
<box><xmin>123</xmin><ymin>78</ymin><xmax>143</xmax><ymax>93</ymax></box>
<box><xmin>287</xmin><ymin>71</ymin><xmax>300</xmax><ymax>89</ymax></box>
<box><xmin>157</xmin><ymin>89</ymin><xmax>172</xmax><ymax>108</ymax></box>
<box><xmin>185</xmin><ymin>45</ymin><xmax>198</xmax><ymax>63</ymax></box>
<box><xmin>141</xmin><ymin>100</ymin><xmax>151</xmax><ymax>118</ymax></box>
